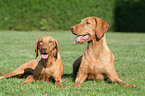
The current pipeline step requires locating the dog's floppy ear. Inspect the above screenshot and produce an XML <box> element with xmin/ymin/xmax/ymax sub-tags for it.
<box><xmin>95</xmin><ymin>17</ymin><xmax>109</xmax><ymax>39</ymax></box>
<box><xmin>53</xmin><ymin>40</ymin><xmax>59</xmax><ymax>59</ymax></box>
<box><xmin>35</xmin><ymin>40</ymin><xmax>39</xmax><ymax>59</ymax></box>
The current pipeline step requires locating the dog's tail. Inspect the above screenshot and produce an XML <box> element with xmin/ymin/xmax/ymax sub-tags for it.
<box><xmin>0</xmin><ymin>72</ymin><xmax>5</xmax><ymax>76</ymax></box>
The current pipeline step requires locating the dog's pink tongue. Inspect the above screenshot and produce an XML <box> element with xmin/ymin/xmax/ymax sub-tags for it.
<box><xmin>41</xmin><ymin>54</ymin><xmax>49</xmax><ymax>59</ymax></box>
<box><xmin>74</xmin><ymin>36</ymin><xmax>83</xmax><ymax>45</ymax></box>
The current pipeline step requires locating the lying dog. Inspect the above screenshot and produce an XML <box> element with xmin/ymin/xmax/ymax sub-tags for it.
<box><xmin>0</xmin><ymin>36</ymin><xmax>63</xmax><ymax>87</ymax></box>
<box><xmin>70</xmin><ymin>17</ymin><xmax>135</xmax><ymax>87</ymax></box>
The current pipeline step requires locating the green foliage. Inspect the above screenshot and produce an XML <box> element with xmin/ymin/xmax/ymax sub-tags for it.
<box><xmin>0</xmin><ymin>0</ymin><xmax>115</xmax><ymax>31</ymax></box>
<box><xmin>0</xmin><ymin>0</ymin><xmax>145</xmax><ymax>32</ymax></box>
<box><xmin>0</xmin><ymin>31</ymin><xmax>145</xmax><ymax>95</ymax></box>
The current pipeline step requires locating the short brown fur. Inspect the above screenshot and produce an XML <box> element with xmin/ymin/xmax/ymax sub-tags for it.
<box><xmin>70</xmin><ymin>17</ymin><xmax>135</xmax><ymax>87</ymax></box>
<box><xmin>0</xmin><ymin>36</ymin><xmax>63</xmax><ymax>87</ymax></box>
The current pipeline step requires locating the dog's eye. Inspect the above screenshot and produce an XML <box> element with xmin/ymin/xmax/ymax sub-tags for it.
<box><xmin>39</xmin><ymin>41</ymin><xmax>43</xmax><ymax>45</ymax></box>
<box><xmin>49</xmin><ymin>41</ymin><xmax>53</xmax><ymax>45</ymax></box>
<box><xmin>86</xmin><ymin>22</ymin><xmax>90</xmax><ymax>24</ymax></box>
<box><xmin>49</xmin><ymin>41</ymin><xmax>53</xmax><ymax>43</ymax></box>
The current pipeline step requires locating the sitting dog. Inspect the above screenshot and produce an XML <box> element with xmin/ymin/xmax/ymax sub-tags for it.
<box><xmin>0</xmin><ymin>36</ymin><xmax>63</xmax><ymax>87</ymax></box>
<box><xmin>70</xmin><ymin>17</ymin><xmax>135</xmax><ymax>87</ymax></box>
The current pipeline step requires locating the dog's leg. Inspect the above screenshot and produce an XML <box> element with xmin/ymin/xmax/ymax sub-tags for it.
<box><xmin>0</xmin><ymin>60</ymin><xmax>37</xmax><ymax>79</ymax></box>
<box><xmin>22</xmin><ymin>75</ymin><xmax>36</xmax><ymax>85</ymax></box>
<box><xmin>52</xmin><ymin>73</ymin><xmax>63</xmax><ymax>87</ymax></box>
<box><xmin>54</xmin><ymin>75</ymin><xmax>63</xmax><ymax>88</ymax></box>
<box><xmin>55</xmin><ymin>78</ymin><xmax>62</xmax><ymax>88</ymax></box>
<box><xmin>105</xmin><ymin>70</ymin><xmax>136</xmax><ymax>87</ymax></box>
<box><xmin>108</xmin><ymin>77</ymin><xmax>136</xmax><ymax>87</ymax></box>
<box><xmin>71</xmin><ymin>73</ymin><xmax>87</xmax><ymax>86</ymax></box>
<box><xmin>0</xmin><ymin>72</ymin><xmax>5</xmax><ymax>76</ymax></box>
<box><xmin>0</xmin><ymin>69</ymin><xmax>24</xmax><ymax>79</ymax></box>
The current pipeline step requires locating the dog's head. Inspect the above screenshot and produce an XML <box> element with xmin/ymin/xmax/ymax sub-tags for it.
<box><xmin>71</xmin><ymin>17</ymin><xmax>109</xmax><ymax>44</ymax></box>
<box><xmin>35</xmin><ymin>36</ymin><xmax>59</xmax><ymax>59</ymax></box>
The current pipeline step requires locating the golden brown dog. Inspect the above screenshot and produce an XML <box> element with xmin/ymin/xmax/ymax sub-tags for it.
<box><xmin>0</xmin><ymin>36</ymin><xmax>63</xmax><ymax>87</ymax></box>
<box><xmin>70</xmin><ymin>17</ymin><xmax>135</xmax><ymax>87</ymax></box>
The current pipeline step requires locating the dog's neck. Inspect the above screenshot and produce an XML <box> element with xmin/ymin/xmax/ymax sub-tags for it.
<box><xmin>86</xmin><ymin>34</ymin><xmax>109</xmax><ymax>57</ymax></box>
<box><xmin>41</xmin><ymin>54</ymin><xmax>55</xmax><ymax>68</ymax></box>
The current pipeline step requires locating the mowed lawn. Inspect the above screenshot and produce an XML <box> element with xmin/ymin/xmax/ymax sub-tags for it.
<box><xmin>0</xmin><ymin>31</ymin><xmax>144</xmax><ymax>96</ymax></box>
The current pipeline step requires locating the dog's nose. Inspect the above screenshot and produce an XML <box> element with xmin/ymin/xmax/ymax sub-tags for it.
<box><xmin>71</xmin><ymin>26</ymin><xmax>76</xmax><ymax>31</ymax></box>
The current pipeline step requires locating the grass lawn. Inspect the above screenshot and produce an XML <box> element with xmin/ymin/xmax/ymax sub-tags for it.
<box><xmin>0</xmin><ymin>31</ymin><xmax>144</xmax><ymax>96</ymax></box>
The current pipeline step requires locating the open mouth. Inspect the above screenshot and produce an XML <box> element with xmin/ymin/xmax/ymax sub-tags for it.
<box><xmin>41</xmin><ymin>52</ymin><xmax>51</xmax><ymax>59</ymax></box>
<box><xmin>74</xmin><ymin>34</ymin><xmax>91</xmax><ymax>45</ymax></box>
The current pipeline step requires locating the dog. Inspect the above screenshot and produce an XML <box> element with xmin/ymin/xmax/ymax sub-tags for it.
<box><xmin>0</xmin><ymin>36</ymin><xmax>63</xmax><ymax>87</ymax></box>
<box><xmin>70</xmin><ymin>17</ymin><xmax>135</xmax><ymax>87</ymax></box>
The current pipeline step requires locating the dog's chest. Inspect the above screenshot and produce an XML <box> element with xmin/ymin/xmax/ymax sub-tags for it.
<box><xmin>41</xmin><ymin>67</ymin><xmax>53</xmax><ymax>76</ymax></box>
<box><xmin>38</xmin><ymin>67</ymin><xmax>54</xmax><ymax>80</ymax></box>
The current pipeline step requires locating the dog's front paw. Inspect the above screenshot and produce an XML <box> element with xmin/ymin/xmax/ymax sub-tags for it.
<box><xmin>55</xmin><ymin>79</ymin><xmax>63</xmax><ymax>88</ymax></box>
<box><xmin>126</xmin><ymin>84</ymin><xmax>136</xmax><ymax>87</ymax></box>
<box><xmin>0</xmin><ymin>76</ymin><xmax>4</xmax><ymax>79</ymax></box>
<box><xmin>21</xmin><ymin>81</ymin><xmax>28</xmax><ymax>85</ymax></box>
<box><xmin>71</xmin><ymin>83</ymin><xmax>81</xmax><ymax>86</ymax></box>
<box><xmin>55</xmin><ymin>83</ymin><xmax>63</xmax><ymax>88</ymax></box>
<box><xmin>21</xmin><ymin>80</ymin><xmax>32</xmax><ymax>85</ymax></box>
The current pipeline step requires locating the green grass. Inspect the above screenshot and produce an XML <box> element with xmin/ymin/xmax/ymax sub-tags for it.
<box><xmin>0</xmin><ymin>31</ymin><xmax>144</xmax><ymax>96</ymax></box>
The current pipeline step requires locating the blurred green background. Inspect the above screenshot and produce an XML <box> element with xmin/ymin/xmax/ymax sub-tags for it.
<box><xmin>0</xmin><ymin>0</ymin><xmax>144</xmax><ymax>32</ymax></box>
